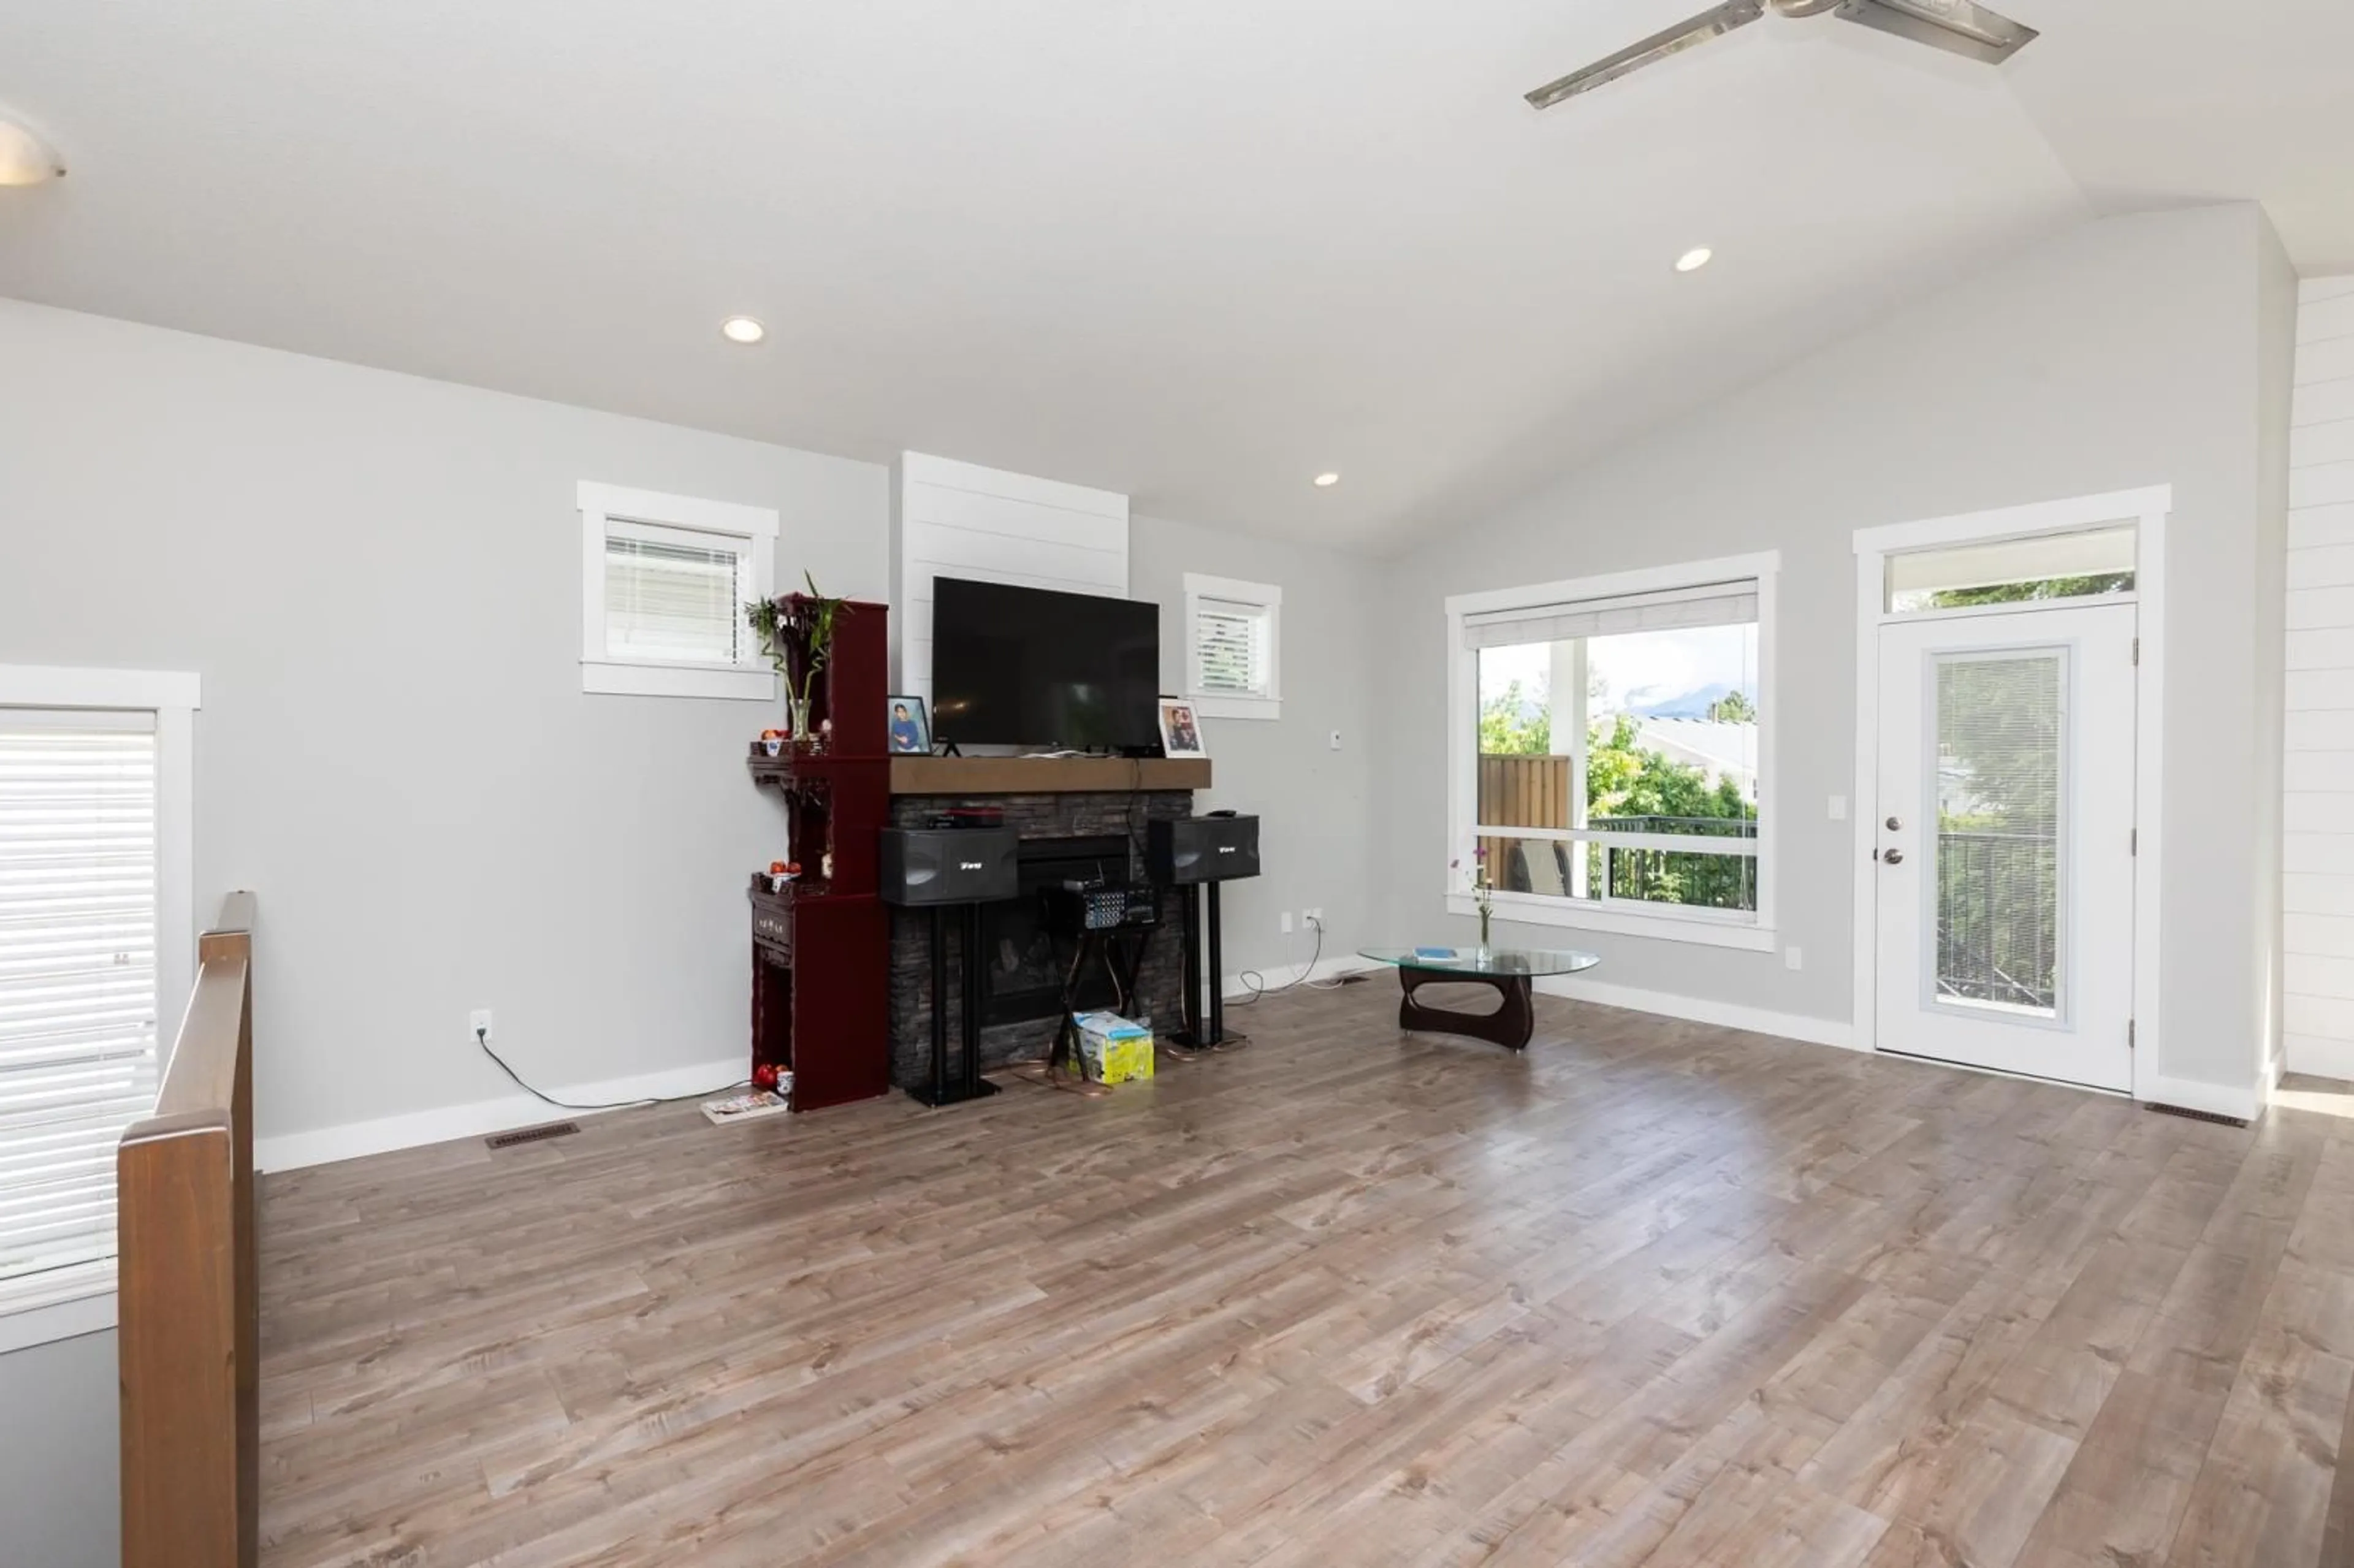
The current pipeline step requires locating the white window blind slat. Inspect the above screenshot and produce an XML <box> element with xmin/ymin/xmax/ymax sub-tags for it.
<box><xmin>1463</xmin><ymin>582</ymin><xmax>1759</xmax><ymax>650</ymax></box>
<box><xmin>604</xmin><ymin>535</ymin><xmax>747</xmax><ymax>666</ymax></box>
<box><xmin>1194</xmin><ymin>598</ymin><xmax>1270</xmax><ymax>698</ymax></box>
<box><xmin>0</xmin><ymin>721</ymin><xmax>159</xmax><ymax>1307</ymax></box>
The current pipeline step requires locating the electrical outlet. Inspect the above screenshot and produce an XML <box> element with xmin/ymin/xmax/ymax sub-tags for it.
<box><xmin>1305</xmin><ymin>907</ymin><xmax>1324</xmax><ymax>926</ymax></box>
<box><xmin>470</xmin><ymin>1008</ymin><xmax>493</xmax><ymax>1040</ymax></box>
<box><xmin>1280</xmin><ymin>911</ymin><xmax>1293</xmax><ymax>935</ymax></box>
<box><xmin>1784</xmin><ymin>946</ymin><xmax>1803</xmax><ymax>972</ymax></box>
<box><xmin>1329</xmin><ymin>729</ymin><xmax>1343</xmax><ymax>750</ymax></box>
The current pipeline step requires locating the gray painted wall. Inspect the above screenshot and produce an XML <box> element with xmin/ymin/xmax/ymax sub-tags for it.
<box><xmin>1130</xmin><ymin>514</ymin><xmax>1382</xmax><ymax>985</ymax></box>
<box><xmin>1372</xmin><ymin>204</ymin><xmax>2291</xmax><ymax>1103</ymax></box>
<box><xmin>0</xmin><ymin>1330</ymin><xmax>118</xmax><ymax>1568</ymax></box>
<box><xmin>0</xmin><ymin>299</ymin><xmax>1379</xmax><ymax>1152</ymax></box>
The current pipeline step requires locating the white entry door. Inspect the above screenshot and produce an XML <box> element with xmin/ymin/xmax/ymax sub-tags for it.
<box><xmin>1873</xmin><ymin>603</ymin><xmax>2137</xmax><ymax>1090</ymax></box>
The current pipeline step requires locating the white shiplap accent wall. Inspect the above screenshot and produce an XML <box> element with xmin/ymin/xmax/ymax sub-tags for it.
<box><xmin>891</xmin><ymin>452</ymin><xmax>1128</xmax><ymax>708</ymax></box>
<box><xmin>2284</xmin><ymin>276</ymin><xmax>2354</xmax><ymax>1081</ymax></box>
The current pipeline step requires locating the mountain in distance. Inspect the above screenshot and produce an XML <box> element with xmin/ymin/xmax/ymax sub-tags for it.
<box><xmin>1625</xmin><ymin>682</ymin><xmax>1748</xmax><ymax>720</ymax></box>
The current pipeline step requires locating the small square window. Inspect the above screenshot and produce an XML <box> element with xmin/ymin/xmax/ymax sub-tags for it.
<box><xmin>1184</xmin><ymin>573</ymin><xmax>1281</xmax><ymax>720</ymax></box>
<box><xmin>578</xmin><ymin>482</ymin><xmax>778</xmax><ymax>699</ymax></box>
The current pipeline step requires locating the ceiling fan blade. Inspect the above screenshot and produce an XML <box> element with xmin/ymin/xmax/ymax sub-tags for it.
<box><xmin>1525</xmin><ymin>0</ymin><xmax>1766</xmax><ymax>110</ymax></box>
<box><xmin>1828</xmin><ymin>0</ymin><xmax>2038</xmax><ymax>64</ymax></box>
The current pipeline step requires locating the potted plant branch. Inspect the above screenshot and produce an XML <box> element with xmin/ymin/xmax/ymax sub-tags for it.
<box><xmin>745</xmin><ymin>572</ymin><xmax>853</xmax><ymax>749</ymax></box>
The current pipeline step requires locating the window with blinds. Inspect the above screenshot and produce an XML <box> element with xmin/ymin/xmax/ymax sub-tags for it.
<box><xmin>0</xmin><ymin>714</ymin><xmax>159</xmax><ymax>1312</ymax></box>
<box><xmin>1194</xmin><ymin>598</ymin><xmax>1270</xmax><ymax>698</ymax></box>
<box><xmin>604</xmin><ymin>526</ymin><xmax>747</xmax><ymax>666</ymax></box>
<box><xmin>1184</xmin><ymin>573</ymin><xmax>1282</xmax><ymax>718</ymax></box>
<box><xmin>1449</xmin><ymin>558</ymin><xmax>1776</xmax><ymax>939</ymax></box>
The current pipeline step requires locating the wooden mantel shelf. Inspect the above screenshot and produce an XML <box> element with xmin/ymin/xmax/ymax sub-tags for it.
<box><xmin>889</xmin><ymin>756</ymin><xmax>1211</xmax><ymax>795</ymax></box>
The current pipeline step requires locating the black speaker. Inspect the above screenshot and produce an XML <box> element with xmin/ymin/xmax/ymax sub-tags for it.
<box><xmin>880</xmin><ymin>827</ymin><xmax>1021</xmax><ymax>907</ymax></box>
<box><xmin>1148</xmin><ymin>815</ymin><xmax>1260</xmax><ymax>885</ymax></box>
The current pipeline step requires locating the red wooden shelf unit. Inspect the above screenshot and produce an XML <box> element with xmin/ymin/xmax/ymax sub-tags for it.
<box><xmin>746</xmin><ymin>596</ymin><xmax>892</xmax><ymax>1113</ymax></box>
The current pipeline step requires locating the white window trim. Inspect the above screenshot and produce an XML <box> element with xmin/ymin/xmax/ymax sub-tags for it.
<box><xmin>1850</xmin><ymin>485</ymin><xmax>2171</xmax><ymax>1108</ymax></box>
<box><xmin>1444</xmin><ymin>551</ymin><xmax>1779</xmax><ymax>951</ymax></box>
<box><xmin>1183</xmin><ymin>572</ymin><xmax>1282</xmax><ymax>721</ymax></box>
<box><xmin>578</xmin><ymin>481</ymin><xmax>779</xmax><ymax>700</ymax></box>
<box><xmin>0</xmin><ymin>663</ymin><xmax>199</xmax><ymax>1346</ymax></box>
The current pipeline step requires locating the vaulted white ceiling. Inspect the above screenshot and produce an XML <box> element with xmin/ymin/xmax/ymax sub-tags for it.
<box><xmin>1</xmin><ymin>1</ymin><xmax>2347</xmax><ymax>551</ymax></box>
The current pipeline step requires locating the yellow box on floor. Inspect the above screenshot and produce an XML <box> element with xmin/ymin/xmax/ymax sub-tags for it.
<box><xmin>1074</xmin><ymin>1011</ymin><xmax>1154</xmax><ymax>1084</ymax></box>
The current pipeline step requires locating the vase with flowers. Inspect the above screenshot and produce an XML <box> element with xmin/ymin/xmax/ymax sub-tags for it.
<box><xmin>745</xmin><ymin>573</ymin><xmax>851</xmax><ymax>750</ymax></box>
<box><xmin>1450</xmin><ymin>846</ymin><xmax>1495</xmax><ymax>951</ymax></box>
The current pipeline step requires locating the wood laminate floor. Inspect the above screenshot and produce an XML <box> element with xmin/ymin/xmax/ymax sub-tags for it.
<box><xmin>257</xmin><ymin>982</ymin><xmax>2354</xmax><ymax>1567</ymax></box>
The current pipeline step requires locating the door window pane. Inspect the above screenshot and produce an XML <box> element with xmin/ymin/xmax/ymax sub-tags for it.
<box><xmin>1932</xmin><ymin>652</ymin><xmax>2063</xmax><ymax>1016</ymax></box>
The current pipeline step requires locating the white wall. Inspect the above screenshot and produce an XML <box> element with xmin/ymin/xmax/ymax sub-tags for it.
<box><xmin>891</xmin><ymin>452</ymin><xmax>1129</xmax><ymax>708</ymax></box>
<box><xmin>1373</xmin><ymin>204</ymin><xmax>2293</xmax><ymax>1108</ymax></box>
<box><xmin>0</xmin><ymin>299</ymin><xmax>1377</xmax><ymax>1160</ymax></box>
<box><xmin>0</xmin><ymin>299</ymin><xmax>888</xmax><ymax>1155</ymax></box>
<box><xmin>0</xmin><ymin>1328</ymin><xmax>115</xmax><ymax>1568</ymax></box>
<box><xmin>1130</xmin><ymin>515</ymin><xmax>1382</xmax><ymax>989</ymax></box>
<box><xmin>2282</xmin><ymin>275</ymin><xmax>2354</xmax><ymax>1081</ymax></box>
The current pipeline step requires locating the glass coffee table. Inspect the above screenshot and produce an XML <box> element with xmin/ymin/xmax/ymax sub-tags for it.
<box><xmin>1357</xmin><ymin>946</ymin><xmax>1601</xmax><ymax>1052</ymax></box>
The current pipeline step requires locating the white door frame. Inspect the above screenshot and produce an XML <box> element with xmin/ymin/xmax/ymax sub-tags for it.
<box><xmin>1850</xmin><ymin>485</ymin><xmax>2169</xmax><ymax>1105</ymax></box>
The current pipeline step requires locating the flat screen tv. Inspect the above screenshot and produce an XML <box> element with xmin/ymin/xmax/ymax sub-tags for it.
<box><xmin>931</xmin><ymin>577</ymin><xmax>1160</xmax><ymax>750</ymax></box>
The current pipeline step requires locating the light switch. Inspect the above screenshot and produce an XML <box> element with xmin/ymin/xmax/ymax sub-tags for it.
<box><xmin>1827</xmin><ymin>795</ymin><xmax>1848</xmax><ymax>821</ymax></box>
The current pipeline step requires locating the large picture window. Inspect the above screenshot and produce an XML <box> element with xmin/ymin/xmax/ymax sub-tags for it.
<box><xmin>1446</xmin><ymin>554</ymin><xmax>1777</xmax><ymax>950</ymax></box>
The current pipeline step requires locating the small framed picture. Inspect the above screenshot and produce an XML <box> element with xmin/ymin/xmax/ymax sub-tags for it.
<box><xmin>1157</xmin><ymin>697</ymin><xmax>1207</xmax><ymax>759</ymax></box>
<box><xmin>886</xmin><ymin>695</ymin><xmax>932</xmax><ymax>755</ymax></box>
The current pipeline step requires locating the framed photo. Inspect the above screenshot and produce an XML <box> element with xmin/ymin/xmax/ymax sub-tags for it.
<box><xmin>1157</xmin><ymin>697</ymin><xmax>1207</xmax><ymax>759</ymax></box>
<box><xmin>886</xmin><ymin>695</ymin><xmax>932</xmax><ymax>755</ymax></box>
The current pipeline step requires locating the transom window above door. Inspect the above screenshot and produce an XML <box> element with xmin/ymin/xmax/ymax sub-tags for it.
<box><xmin>1446</xmin><ymin>552</ymin><xmax>1778</xmax><ymax>951</ymax></box>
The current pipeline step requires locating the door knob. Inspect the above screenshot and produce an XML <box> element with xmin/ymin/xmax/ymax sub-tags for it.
<box><xmin>1883</xmin><ymin>848</ymin><xmax>1905</xmax><ymax>866</ymax></box>
<box><xmin>1886</xmin><ymin>816</ymin><xmax>1902</xmax><ymax>831</ymax></box>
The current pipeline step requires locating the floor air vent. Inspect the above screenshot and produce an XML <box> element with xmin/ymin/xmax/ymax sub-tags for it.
<box><xmin>2146</xmin><ymin>1103</ymin><xmax>2249</xmax><ymax>1130</ymax></box>
<box><xmin>486</xmin><ymin>1120</ymin><xmax>581</xmax><ymax>1149</ymax></box>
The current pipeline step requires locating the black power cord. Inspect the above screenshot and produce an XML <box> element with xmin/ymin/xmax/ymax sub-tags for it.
<box><xmin>1231</xmin><ymin>913</ymin><xmax>1349</xmax><ymax>1005</ymax></box>
<box><xmin>476</xmin><ymin>1027</ymin><xmax>747</xmax><ymax>1114</ymax></box>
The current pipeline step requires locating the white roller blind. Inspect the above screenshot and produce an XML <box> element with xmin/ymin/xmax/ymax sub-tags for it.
<box><xmin>0</xmin><ymin>715</ymin><xmax>159</xmax><ymax>1312</ymax></box>
<box><xmin>604</xmin><ymin>522</ymin><xmax>747</xmax><ymax>666</ymax></box>
<box><xmin>1463</xmin><ymin>581</ymin><xmax>1758</xmax><ymax>650</ymax></box>
<box><xmin>1195</xmin><ymin>599</ymin><xmax>1269</xmax><ymax>696</ymax></box>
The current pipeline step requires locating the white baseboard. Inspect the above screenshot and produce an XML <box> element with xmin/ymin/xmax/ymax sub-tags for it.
<box><xmin>2146</xmin><ymin>1073</ymin><xmax>2263</xmax><ymax>1124</ymax></box>
<box><xmin>1222</xmin><ymin>953</ymin><xmax>1380</xmax><ymax>1002</ymax></box>
<box><xmin>1533</xmin><ymin>975</ymin><xmax>1854</xmax><ymax>1052</ymax></box>
<box><xmin>255</xmin><ymin>1055</ymin><xmax>745</xmax><ymax>1173</ymax></box>
<box><xmin>2285</xmin><ymin>1032</ymin><xmax>2354</xmax><ymax>1084</ymax></box>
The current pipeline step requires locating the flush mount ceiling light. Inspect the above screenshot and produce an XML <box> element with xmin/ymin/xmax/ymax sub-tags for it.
<box><xmin>0</xmin><ymin>117</ymin><xmax>65</xmax><ymax>186</ymax></box>
<box><xmin>1525</xmin><ymin>0</ymin><xmax>2036</xmax><ymax>110</ymax></box>
<box><xmin>1313</xmin><ymin>473</ymin><xmax>1341</xmax><ymax>487</ymax></box>
<box><xmin>1675</xmin><ymin>246</ymin><xmax>1714</xmax><ymax>273</ymax></box>
<box><xmin>719</xmin><ymin>316</ymin><xmax>767</xmax><ymax>345</ymax></box>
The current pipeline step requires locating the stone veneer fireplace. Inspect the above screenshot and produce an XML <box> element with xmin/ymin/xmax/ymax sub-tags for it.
<box><xmin>886</xmin><ymin>788</ymin><xmax>1195</xmax><ymax>1086</ymax></box>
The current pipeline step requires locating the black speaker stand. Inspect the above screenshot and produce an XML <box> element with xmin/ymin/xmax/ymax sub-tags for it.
<box><xmin>907</xmin><ymin>904</ymin><xmax>1000</xmax><ymax>1107</ymax></box>
<box><xmin>1170</xmin><ymin>882</ymin><xmax>1247</xmax><ymax>1051</ymax></box>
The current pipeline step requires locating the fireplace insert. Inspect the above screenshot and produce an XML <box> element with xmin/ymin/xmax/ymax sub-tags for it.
<box><xmin>977</xmin><ymin>834</ymin><xmax>1132</xmax><ymax>1027</ymax></box>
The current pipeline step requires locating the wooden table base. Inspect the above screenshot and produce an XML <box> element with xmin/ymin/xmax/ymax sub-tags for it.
<box><xmin>1395</xmin><ymin>966</ymin><xmax>1534</xmax><ymax>1051</ymax></box>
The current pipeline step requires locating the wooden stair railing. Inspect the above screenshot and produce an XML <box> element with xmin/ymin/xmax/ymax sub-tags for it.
<box><xmin>118</xmin><ymin>891</ymin><xmax>259</xmax><ymax>1568</ymax></box>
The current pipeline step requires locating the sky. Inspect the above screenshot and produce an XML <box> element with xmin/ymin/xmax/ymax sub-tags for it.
<box><xmin>1479</xmin><ymin>625</ymin><xmax>1760</xmax><ymax>720</ymax></box>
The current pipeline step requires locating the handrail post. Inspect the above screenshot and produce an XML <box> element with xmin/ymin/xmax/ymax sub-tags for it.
<box><xmin>118</xmin><ymin>891</ymin><xmax>258</xmax><ymax>1568</ymax></box>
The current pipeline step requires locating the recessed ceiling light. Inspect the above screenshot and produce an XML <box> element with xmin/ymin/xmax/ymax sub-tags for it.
<box><xmin>1675</xmin><ymin>246</ymin><xmax>1714</xmax><ymax>274</ymax></box>
<box><xmin>720</xmin><ymin>316</ymin><xmax>767</xmax><ymax>345</ymax></box>
<box><xmin>1313</xmin><ymin>472</ymin><xmax>1341</xmax><ymax>487</ymax></box>
<box><xmin>0</xmin><ymin>118</ymin><xmax>64</xmax><ymax>186</ymax></box>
